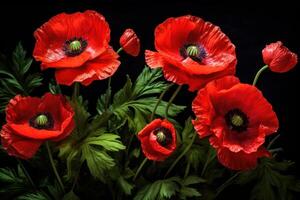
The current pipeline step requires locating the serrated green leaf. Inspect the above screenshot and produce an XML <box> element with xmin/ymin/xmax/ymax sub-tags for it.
<box><xmin>16</xmin><ymin>192</ymin><xmax>51</xmax><ymax>200</ymax></box>
<box><xmin>113</xmin><ymin>76</ymin><xmax>133</xmax><ymax>107</ymax></box>
<box><xmin>96</xmin><ymin>80</ymin><xmax>111</xmax><ymax>115</ymax></box>
<box><xmin>181</xmin><ymin>117</ymin><xmax>196</xmax><ymax>142</ymax></box>
<box><xmin>179</xmin><ymin>187</ymin><xmax>202</xmax><ymax>199</ymax></box>
<box><xmin>69</xmin><ymin>96</ymin><xmax>90</xmax><ymax>139</ymax></box>
<box><xmin>82</xmin><ymin>145</ymin><xmax>115</xmax><ymax>182</ymax></box>
<box><xmin>62</xmin><ymin>191</ymin><xmax>80</xmax><ymax>200</ymax></box>
<box><xmin>117</xmin><ymin>176</ymin><xmax>134</xmax><ymax>195</ymax></box>
<box><xmin>182</xmin><ymin>176</ymin><xmax>206</xmax><ymax>186</ymax></box>
<box><xmin>132</xmin><ymin>67</ymin><xmax>168</xmax><ymax>98</ymax></box>
<box><xmin>236</xmin><ymin>158</ymin><xmax>300</xmax><ymax>200</ymax></box>
<box><xmin>134</xmin><ymin>178</ymin><xmax>179</xmax><ymax>200</ymax></box>
<box><xmin>85</xmin><ymin>133</ymin><xmax>126</xmax><ymax>152</ymax></box>
<box><xmin>0</xmin><ymin>42</ymin><xmax>42</xmax><ymax>112</ymax></box>
<box><xmin>0</xmin><ymin>168</ymin><xmax>21</xmax><ymax>183</ymax></box>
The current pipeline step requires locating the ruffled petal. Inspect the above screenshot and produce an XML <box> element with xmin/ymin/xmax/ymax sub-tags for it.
<box><xmin>55</xmin><ymin>48</ymin><xmax>120</xmax><ymax>86</ymax></box>
<box><xmin>216</xmin><ymin>146</ymin><xmax>270</xmax><ymax>170</ymax></box>
<box><xmin>1</xmin><ymin>125</ymin><xmax>43</xmax><ymax>159</ymax></box>
<box><xmin>145</xmin><ymin>50</ymin><xmax>164</xmax><ymax>68</ymax></box>
<box><xmin>5</xmin><ymin>95</ymin><xmax>41</xmax><ymax>124</ymax></box>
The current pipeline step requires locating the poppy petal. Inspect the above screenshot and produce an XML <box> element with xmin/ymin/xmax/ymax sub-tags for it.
<box><xmin>145</xmin><ymin>50</ymin><xmax>164</xmax><ymax>68</ymax></box>
<box><xmin>1</xmin><ymin>125</ymin><xmax>43</xmax><ymax>159</ymax></box>
<box><xmin>33</xmin><ymin>10</ymin><xmax>110</xmax><ymax>69</ymax></box>
<box><xmin>55</xmin><ymin>47</ymin><xmax>120</xmax><ymax>86</ymax></box>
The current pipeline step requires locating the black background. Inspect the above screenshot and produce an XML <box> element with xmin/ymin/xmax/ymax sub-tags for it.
<box><xmin>0</xmin><ymin>0</ymin><xmax>299</xmax><ymax>199</ymax></box>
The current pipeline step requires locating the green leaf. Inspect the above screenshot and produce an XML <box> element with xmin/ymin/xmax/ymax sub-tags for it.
<box><xmin>179</xmin><ymin>187</ymin><xmax>202</xmax><ymax>199</ymax></box>
<box><xmin>0</xmin><ymin>166</ymin><xmax>33</xmax><ymax>195</ymax></box>
<box><xmin>0</xmin><ymin>42</ymin><xmax>42</xmax><ymax>112</ymax></box>
<box><xmin>181</xmin><ymin>117</ymin><xmax>196</xmax><ymax>143</ymax></box>
<box><xmin>117</xmin><ymin>176</ymin><xmax>134</xmax><ymax>195</ymax></box>
<box><xmin>49</xmin><ymin>79</ymin><xmax>61</xmax><ymax>94</ymax></box>
<box><xmin>62</xmin><ymin>191</ymin><xmax>80</xmax><ymax>200</ymax></box>
<box><xmin>16</xmin><ymin>192</ymin><xmax>52</xmax><ymax>200</ymax></box>
<box><xmin>134</xmin><ymin>178</ymin><xmax>179</xmax><ymax>200</ymax></box>
<box><xmin>69</xmin><ymin>96</ymin><xmax>90</xmax><ymax>140</ymax></box>
<box><xmin>85</xmin><ymin>133</ymin><xmax>126</xmax><ymax>152</ymax></box>
<box><xmin>132</xmin><ymin>67</ymin><xmax>169</xmax><ymax>98</ymax></box>
<box><xmin>96</xmin><ymin>81</ymin><xmax>111</xmax><ymax>115</ymax></box>
<box><xmin>236</xmin><ymin>158</ymin><xmax>300</xmax><ymax>200</ymax></box>
<box><xmin>108</xmin><ymin>67</ymin><xmax>185</xmax><ymax>133</ymax></box>
<box><xmin>182</xmin><ymin>176</ymin><xmax>206</xmax><ymax>186</ymax></box>
<box><xmin>113</xmin><ymin>76</ymin><xmax>133</xmax><ymax>108</ymax></box>
<box><xmin>82</xmin><ymin>145</ymin><xmax>115</xmax><ymax>182</ymax></box>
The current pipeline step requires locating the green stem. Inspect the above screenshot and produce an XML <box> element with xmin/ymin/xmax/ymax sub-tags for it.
<box><xmin>269</xmin><ymin>147</ymin><xmax>284</xmax><ymax>153</ymax></box>
<box><xmin>165</xmin><ymin>85</ymin><xmax>182</xmax><ymax>119</ymax></box>
<box><xmin>164</xmin><ymin>133</ymin><xmax>196</xmax><ymax>178</ymax></box>
<box><xmin>216</xmin><ymin>172</ymin><xmax>240</xmax><ymax>197</ymax></box>
<box><xmin>46</xmin><ymin>142</ymin><xmax>65</xmax><ymax>193</ymax></box>
<box><xmin>126</xmin><ymin>133</ymin><xmax>135</xmax><ymax>156</ymax></box>
<box><xmin>105</xmin><ymin>77</ymin><xmax>112</xmax><ymax>111</ymax></box>
<box><xmin>117</xmin><ymin>47</ymin><xmax>123</xmax><ymax>54</ymax></box>
<box><xmin>200</xmin><ymin>149</ymin><xmax>216</xmax><ymax>177</ymax></box>
<box><xmin>71</xmin><ymin>166</ymin><xmax>81</xmax><ymax>191</ymax></box>
<box><xmin>72</xmin><ymin>82</ymin><xmax>80</xmax><ymax>100</ymax></box>
<box><xmin>252</xmin><ymin>65</ymin><xmax>269</xmax><ymax>86</ymax></box>
<box><xmin>184</xmin><ymin>162</ymin><xmax>191</xmax><ymax>178</ymax></box>
<box><xmin>17</xmin><ymin>159</ymin><xmax>36</xmax><ymax>189</ymax></box>
<box><xmin>150</xmin><ymin>83</ymin><xmax>174</xmax><ymax>121</ymax></box>
<box><xmin>133</xmin><ymin>157</ymin><xmax>148</xmax><ymax>181</ymax></box>
<box><xmin>267</xmin><ymin>134</ymin><xmax>280</xmax><ymax>149</ymax></box>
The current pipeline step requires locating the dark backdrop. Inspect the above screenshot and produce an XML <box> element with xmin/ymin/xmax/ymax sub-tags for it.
<box><xmin>0</xmin><ymin>0</ymin><xmax>299</xmax><ymax>198</ymax></box>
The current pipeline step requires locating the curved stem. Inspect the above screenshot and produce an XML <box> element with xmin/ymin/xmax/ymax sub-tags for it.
<box><xmin>46</xmin><ymin>142</ymin><xmax>65</xmax><ymax>193</ymax></box>
<box><xmin>164</xmin><ymin>133</ymin><xmax>196</xmax><ymax>178</ymax></box>
<box><xmin>252</xmin><ymin>65</ymin><xmax>269</xmax><ymax>86</ymax></box>
<box><xmin>133</xmin><ymin>157</ymin><xmax>148</xmax><ymax>181</ymax></box>
<box><xmin>184</xmin><ymin>162</ymin><xmax>191</xmax><ymax>178</ymax></box>
<box><xmin>165</xmin><ymin>85</ymin><xmax>182</xmax><ymax>119</ymax></box>
<box><xmin>150</xmin><ymin>83</ymin><xmax>174</xmax><ymax>121</ymax></box>
<box><xmin>267</xmin><ymin>134</ymin><xmax>280</xmax><ymax>149</ymax></box>
<box><xmin>117</xmin><ymin>47</ymin><xmax>123</xmax><ymax>54</ymax></box>
<box><xmin>216</xmin><ymin>172</ymin><xmax>240</xmax><ymax>197</ymax></box>
<box><xmin>17</xmin><ymin>159</ymin><xmax>36</xmax><ymax>189</ymax></box>
<box><xmin>200</xmin><ymin>148</ymin><xmax>216</xmax><ymax>177</ymax></box>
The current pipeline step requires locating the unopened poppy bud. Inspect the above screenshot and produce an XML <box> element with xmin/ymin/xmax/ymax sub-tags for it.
<box><xmin>119</xmin><ymin>28</ymin><xmax>140</xmax><ymax>56</ymax></box>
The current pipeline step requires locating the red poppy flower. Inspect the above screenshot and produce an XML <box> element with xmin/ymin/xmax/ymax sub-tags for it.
<box><xmin>262</xmin><ymin>41</ymin><xmax>298</xmax><ymax>73</ymax></box>
<box><xmin>1</xmin><ymin>93</ymin><xmax>75</xmax><ymax>159</ymax></box>
<box><xmin>137</xmin><ymin>119</ymin><xmax>177</xmax><ymax>161</ymax></box>
<box><xmin>120</xmin><ymin>29</ymin><xmax>140</xmax><ymax>56</ymax></box>
<box><xmin>192</xmin><ymin>76</ymin><xmax>279</xmax><ymax>170</ymax></box>
<box><xmin>145</xmin><ymin>15</ymin><xmax>237</xmax><ymax>91</ymax></box>
<box><xmin>33</xmin><ymin>10</ymin><xmax>120</xmax><ymax>86</ymax></box>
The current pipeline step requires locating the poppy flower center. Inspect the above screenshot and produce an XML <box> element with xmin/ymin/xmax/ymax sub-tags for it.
<box><xmin>63</xmin><ymin>37</ymin><xmax>88</xmax><ymax>57</ymax></box>
<box><xmin>180</xmin><ymin>44</ymin><xmax>207</xmax><ymax>62</ymax></box>
<box><xmin>225</xmin><ymin>109</ymin><xmax>249</xmax><ymax>132</ymax></box>
<box><xmin>154</xmin><ymin>127</ymin><xmax>172</xmax><ymax>147</ymax></box>
<box><xmin>29</xmin><ymin>112</ymin><xmax>54</xmax><ymax>130</ymax></box>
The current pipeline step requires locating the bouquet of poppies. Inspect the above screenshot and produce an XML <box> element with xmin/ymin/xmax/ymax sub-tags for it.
<box><xmin>0</xmin><ymin>10</ymin><xmax>299</xmax><ymax>200</ymax></box>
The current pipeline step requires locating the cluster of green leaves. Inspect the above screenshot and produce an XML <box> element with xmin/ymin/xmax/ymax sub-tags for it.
<box><xmin>0</xmin><ymin>43</ymin><xmax>43</xmax><ymax>112</ymax></box>
<box><xmin>134</xmin><ymin>176</ymin><xmax>205</xmax><ymax>200</ymax></box>
<box><xmin>0</xmin><ymin>165</ymin><xmax>64</xmax><ymax>200</ymax></box>
<box><xmin>236</xmin><ymin>158</ymin><xmax>300</xmax><ymax>200</ymax></box>
<box><xmin>58</xmin><ymin>96</ymin><xmax>125</xmax><ymax>183</ymax></box>
<box><xmin>97</xmin><ymin>67</ymin><xmax>185</xmax><ymax>132</ymax></box>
